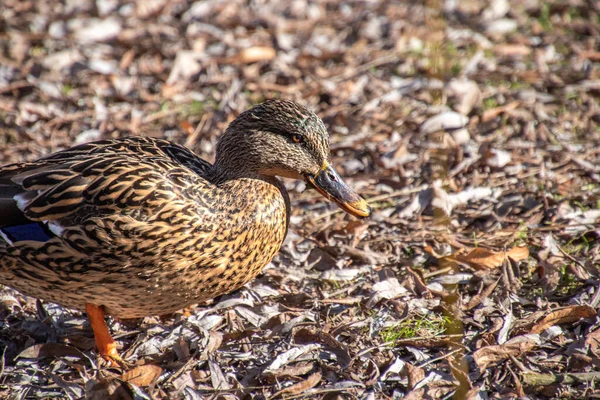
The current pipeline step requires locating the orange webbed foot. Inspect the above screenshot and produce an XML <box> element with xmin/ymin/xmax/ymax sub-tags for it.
<box><xmin>85</xmin><ymin>303</ymin><xmax>127</xmax><ymax>368</ymax></box>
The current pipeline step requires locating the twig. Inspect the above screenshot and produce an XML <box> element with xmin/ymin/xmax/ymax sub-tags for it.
<box><xmin>330</xmin><ymin>52</ymin><xmax>400</xmax><ymax>82</ymax></box>
<box><xmin>423</xmin><ymin>267</ymin><xmax>454</xmax><ymax>279</ymax></box>
<box><xmin>522</xmin><ymin>372</ymin><xmax>600</xmax><ymax>386</ymax></box>
<box><xmin>556</xmin><ymin>243</ymin><xmax>588</xmax><ymax>271</ymax></box>
<box><xmin>417</xmin><ymin>347</ymin><xmax>464</xmax><ymax>368</ymax></box>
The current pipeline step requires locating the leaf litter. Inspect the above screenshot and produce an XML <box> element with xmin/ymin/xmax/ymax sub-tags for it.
<box><xmin>1</xmin><ymin>0</ymin><xmax>600</xmax><ymax>398</ymax></box>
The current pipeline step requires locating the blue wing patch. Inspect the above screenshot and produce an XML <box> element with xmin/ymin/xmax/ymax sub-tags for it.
<box><xmin>0</xmin><ymin>223</ymin><xmax>53</xmax><ymax>244</ymax></box>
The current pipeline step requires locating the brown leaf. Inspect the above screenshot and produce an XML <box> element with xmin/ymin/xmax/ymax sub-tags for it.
<box><xmin>531</xmin><ymin>306</ymin><xmax>597</xmax><ymax>334</ymax></box>
<box><xmin>205</xmin><ymin>331</ymin><xmax>223</xmax><ymax>355</ymax></box>
<box><xmin>405</xmin><ymin>267</ymin><xmax>432</xmax><ymax>298</ymax></box>
<box><xmin>585</xmin><ymin>327</ymin><xmax>600</xmax><ymax>355</ymax></box>
<box><xmin>85</xmin><ymin>379</ymin><xmax>135</xmax><ymax>400</ymax></box>
<box><xmin>452</xmin><ymin>246</ymin><xmax>529</xmax><ymax>270</ymax></box>
<box><xmin>265</xmin><ymin>362</ymin><xmax>315</xmax><ymax>379</ymax></box>
<box><xmin>294</xmin><ymin>328</ymin><xmax>351</xmax><ymax>368</ymax></box>
<box><xmin>456</xmin><ymin>248</ymin><xmax>503</xmax><ymax>269</ymax></box>
<box><xmin>235</xmin><ymin>46</ymin><xmax>276</xmax><ymax>63</ymax></box>
<box><xmin>481</xmin><ymin>100</ymin><xmax>520</xmax><ymax>122</ymax></box>
<box><xmin>578</xmin><ymin>50</ymin><xmax>600</xmax><ymax>62</ymax></box>
<box><xmin>494</xmin><ymin>44</ymin><xmax>531</xmax><ymax>57</ymax></box>
<box><xmin>273</xmin><ymin>372</ymin><xmax>321</xmax><ymax>397</ymax></box>
<box><xmin>342</xmin><ymin>220</ymin><xmax>369</xmax><ymax>247</ymax></box>
<box><xmin>464</xmin><ymin>278</ymin><xmax>500</xmax><ymax>310</ymax></box>
<box><xmin>264</xmin><ymin>344</ymin><xmax>321</xmax><ymax>373</ymax></box>
<box><xmin>17</xmin><ymin>343</ymin><xmax>86</xmax><ymax>361</ymax></box>
<box><xmin>179</xmin><ymin>120</ymin><xmax>194</xmax><ymax>135</ymax></box>
<box><xmin>506</xmin><ymin>246</ymin><xmax>530</xmax><ymax>262</ymax></box>
<box><xmin>121</xmin><ymin>365</ymin><xmax>163</xmax><ymax>387</ymax></box>
<box><xmin>449</xmin><ymin>356</ymin><xmax>472</xmax><ymax>392</ymax></box>
<box><xmin>405</xmin><ymin>363</ymin><xmax>425</xmax><ymax>389</ymax></box>
<box><xmin>473</xmin><ymin>334</ymin><xmax>540</xmax><ymax>372</ymax></box>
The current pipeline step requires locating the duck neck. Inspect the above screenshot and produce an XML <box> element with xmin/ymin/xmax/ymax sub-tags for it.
<box><xmin>210</xmin><ymin>158</ymin><xmax>265</xmax><ymax>184</ymax></box>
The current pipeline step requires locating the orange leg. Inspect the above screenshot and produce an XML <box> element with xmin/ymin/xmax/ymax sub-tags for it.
<box><xmin>85</xmin><ymin>303</ymin><xmax>124</xmax><ymax>367</ymax></box>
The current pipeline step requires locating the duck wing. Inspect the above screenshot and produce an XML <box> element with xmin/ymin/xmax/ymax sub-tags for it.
<box><xmin>0</xmin><ymin>137</ymin><xmax>212</xmax><ymax>245</ymax></box>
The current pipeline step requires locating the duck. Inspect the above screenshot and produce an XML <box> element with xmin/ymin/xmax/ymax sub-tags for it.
<box><xmin>0</xmin><ymin>99</ymin><xmax>371</xmax><ymax>365</ymax></box>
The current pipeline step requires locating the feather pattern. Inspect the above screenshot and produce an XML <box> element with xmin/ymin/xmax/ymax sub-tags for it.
<box><xmin>0</xmin><ymin>136</ymin><xmax>289</xmax><ymax>318</ymax></box>
<box><xmin>0</xmin><ymin>100</ymin><xmax>369</xmax><ymax>324</ymax></box>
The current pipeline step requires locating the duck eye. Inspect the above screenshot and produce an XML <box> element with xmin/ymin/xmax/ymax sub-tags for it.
<box><xmin>292</xmin><ymin>135</ymin><xmax>303</xmax><ymax>143</ymax></box>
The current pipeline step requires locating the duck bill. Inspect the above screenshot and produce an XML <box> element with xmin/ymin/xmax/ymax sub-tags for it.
<box><xmin>306</xmin><ymin>163</ymin><xmax>371</xmax><ymax>218</ymax></box>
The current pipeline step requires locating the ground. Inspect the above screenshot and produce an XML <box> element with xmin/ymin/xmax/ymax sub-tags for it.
<box><xmin>0</xmin><ymin>0</ymin><xmax>600</xmax><ymax>399</ymax></box>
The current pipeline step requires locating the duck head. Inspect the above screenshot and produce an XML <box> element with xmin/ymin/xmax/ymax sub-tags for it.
<box><xmin>215</xmin><ymin>100</ymin><xmax>371</xmax><ymax>218</ymax></box>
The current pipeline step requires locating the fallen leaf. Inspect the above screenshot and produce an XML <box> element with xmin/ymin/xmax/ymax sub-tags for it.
<box><xmin>264</xmin><ymin>344</ymin><xmax>321</xmax><ymax>373</ymax></box>
<box><xmin>406</xmin><ymin>362</ymin><xmax>425</xmax><ymax>389</ymax></box>
<box><xmin>209</xmin><ymin>360</ymin><xmax>230</xmax><ymax>390</ymax></box>
<box><xmin>50</xmin><ymin>372</ymin><xmax>85</xmax><ymax>398</ymax></box>
<box><xmin>464</xmin><ymin>278</ymin><xmax>500</xmax><ymax>310</ymax></box>
<box><xmin>367</xmin><ymin>277</ymin><xmax>408</xmax><ymax>306</ymax></box>
<box><xmin>293</xmin><ymin>328</ymin><xmax>351</xmax><ymax>368</ymax></box>
<box><xmin>481</xmin><ymin>100</ymin><xmax>520</xmax><ymax>122</ymax></box>
<box><xmin>473</xmin><ymin>334</ymin><xmax>540</xmax><ymax>372</ymax></box>
<box><xmin>449</xmin><ymin>356</ymin><xmax>472</xmax><ymax>392</ymax></box>
<box><xmin>585</xmin><ymin>327</ymin><xmax>600</xmax><ymax>355</ymax></box>
<box><xmin>273</xmin><ymin>372</ymin><xmax>321</xmax><ymax>397</ymax></box>
<box><xmin>85</xmin><ymin>379</ymin><xmax>152</xmax><ymax>400</ymax></box>
<box><xmin>264</xmin><ymin>362</ymin><xmax>315</xmax><ymax>379</ymax></box>
<box><xmin>578</xmin><ymin>50</ymin><xmax>600</xmax><ymax>62</ymax></box>
<box><xmin>494</xmin><ymin>44</ymin><xmax>531</xmax><ymax>57</ymax></box>
<box><xmin>179</xmin><ymin>120</ymin><xmax>194</xmax><ymax>135</ymax></box>
<box><xmin>452</xmin><ymin>246</ymin><xmax>529</xmax><ymax>270</ymax></box>
<box><xmin>236</xmin><ymin>46</ymin><xmax>276</xmax><ymax>63</ymax></box>
<box><xmin>420</xmin><ymin>111</ymin><xmax>469</xmax><ymax>134</ymax></box>
<box><xmin>121</xmin><ymin>365</ymin><xmax>163</xmax><ymax>387</ymax></box>
<box><xmin>75</xmin><ymin>18</ymin><xmax>122</xmax><ymax>44</ymax></box>
<box><xmin>483</xmin><ymin>148</ymin><xmax>512</xmax><ymax>168</ymax></box>
<box><xmin>166</xmin><ymin>50</ymin><xmax>202</xmax><ymax>84</ymax></box>
<box><xmin>18</xmin><ymin>343</ymin><xmax>87</xmax><ymax>361</ymax></box>
<box><xmin>381</xmin><ymin>358</ymin><xmax>405</xmax><ymax>381</ymax></box>
<box><xmin>447</xmin><ymin>79</ymin><xmax>481</xmax><ymax>115</ymax></box>
<box><xmin>531</xmin><ymin>306</ymin><xmax>597</xmax><ymax>334</ymax></box>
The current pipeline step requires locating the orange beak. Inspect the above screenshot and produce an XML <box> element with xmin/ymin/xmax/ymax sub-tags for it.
<box><xmin>306</xmin><ymin>162</ymin><xmax>371</xmax><ymax>218</ymax></box>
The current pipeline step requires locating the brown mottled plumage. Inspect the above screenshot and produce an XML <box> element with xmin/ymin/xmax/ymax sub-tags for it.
<box><xmin>0</xmin><ymin>100</ymin><xmax>370</xmax><ymax>363</ymax></box>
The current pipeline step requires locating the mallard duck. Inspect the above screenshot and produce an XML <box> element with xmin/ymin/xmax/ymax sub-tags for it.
<box><xmin>0</xmin><ymin>100</ymin><xmax>370</xmax><ymax>364</ymax></box>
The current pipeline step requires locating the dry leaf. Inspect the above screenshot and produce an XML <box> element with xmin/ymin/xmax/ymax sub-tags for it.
<box><xmin>367</xmin><ymin>277</ymin><xmax>408</xmax><ymax>306</ymax></box>
<box><xmin>447</xmin><ymin>79</ymin><xmax>481</xmax><ymax>115</ymax></box>
<box><xmin>585</xmin><ymin>328</ymin><xmax>600</xmax><ymax>355</ymax></box>
<box><xmin>473</xmin><ymin>334</ymin><xmax>540</xmax><ymax>372</ymax></box>
<box><xmin>293</xmin><ymin>328</ymin><xmax>351</xmax><ymax>368</ymax></box>
<box><xmin>263</xmin><ymin>344</ymin><xmax>321</xmax><ymax>373</ymax></box>
<box><xmin>236</xmin><ymin>46</ymin><xmax>276</xmax><ymax>63</ymax></box>
<box><xmin>484</xmin><ymin>148</ymin><xmax>512</xmax><ymax>168</ymax></box>
<box><xmin>452</xmin><ymin>246</ymin><xmax>529</xmax><ymax>270</ymax></box>
<box><xmin>121</xmin><ymin>365</ymin><xmax>163</xmax><ymax>387</ymax></box>
<box><xmin>405</xmin><ymin>363</ymin><xmax>425</xmax><ymax>389</ymax></box>
<box><xmin>85</xmin><ymin>379</ymin><xmax>136</xmax><ymax>400</ymax></box>
<box><xmin>17</xmin><ymin>343</ymin><xmax>87</xmax><ymax>361</ymax></box>
<box><xmin>420</xmin><ymin>111</ymin><xmax>469</xmax><ymax>134</ymax></box>
<box><xmin>265</xmin><ymin>362</ymin><xmax>315</xmax><ymax>379</ymax></box>
<box><xmin>464</xmin><ymin>277</ymin><xmax>500</xmax><ymax>310</ymax></box>
<box><xmin>531</xmin><ymin>306</ymin><xmax>597</xmax><ymax>334</ymax></box>
<box><xmin>481</xmin><ymin>100</ymin><xmax>520</xmax><ymax>122</ymax></box>
<box><xmin>209</xmin><ymin>360</ymin><xmax>230</xmax><ymax>390</ymax></box>
<box><xmin>494</xmin><ymin>44</ymin><xmax>531</xmax><ymax>57</ymax></box>
<box><xmin>578</xmin><ymin>50</ymin><xmax>600</xmax><ymax>62</ymax></box>
<box><xmin>273</xmin><ymin>372</ymin><xmax>322</xmax><ymax>397</ymax></box>
<box><xmin>448</xmin><ymin>356</ymin><xmax>472</xmax><ymax>392</ymax></box>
